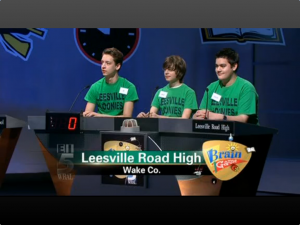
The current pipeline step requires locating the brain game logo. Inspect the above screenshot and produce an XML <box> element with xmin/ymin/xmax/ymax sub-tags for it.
<box><xmin>0</xmin><ymin>28</ymin><xmax>47</xmax><ymax>61</ymax></box>
<box><xmin>202</xmin><ymin>140</ymin><xmax>252</xmax><ymax>181</ymax></box>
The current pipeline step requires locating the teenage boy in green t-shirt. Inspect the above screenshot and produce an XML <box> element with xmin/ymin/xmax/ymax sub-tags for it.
<box><xmin>83</xmin><ymin>48</ymin><xmax>139</xmax><ymax>117</ymax></box>
<box><xmin>193</xmin><ymin>48</ymin><xmax>259</xmax><ymax>125</ymax></box>
<box><xmin>137</xmin><ymin>55</ymin><xmax>198</xmax><ymax>119</ymax></box>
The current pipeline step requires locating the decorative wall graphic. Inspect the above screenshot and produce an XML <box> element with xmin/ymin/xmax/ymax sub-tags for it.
<box><xmin>74</xmin><ymin>28</ymin><xmax>141</xmax><ymax>66</ymax></box>
<box><xmin>200</xmin><ymin>28</ymin><xmax>285</xmax><ymax>45</ymax></box>
<box><xmin>0</xmin><ymin>28</ymin><xmax>47</xmax><ymax>60</ymax></box>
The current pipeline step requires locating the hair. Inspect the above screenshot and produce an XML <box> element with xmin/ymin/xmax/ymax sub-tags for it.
<box><xmin>102</xmin><ymin>47</ymin><xmax>124</xmax><ymax>71</ymax></box>
<box><xmin>216</xmin><ymin>48</ymin><xmax>239</xmax><ymax>72</ymax></box>
<box><xmin>163</xmin><ymin>55</ymin><xmax>187</xmax><ymax>83</ymax></box>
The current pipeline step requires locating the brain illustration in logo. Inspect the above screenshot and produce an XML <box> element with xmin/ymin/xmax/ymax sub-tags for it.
<box><xmin>231</xmin><ymin>164</ymin><xmax>239</xmax><ymax>172</ymax></box>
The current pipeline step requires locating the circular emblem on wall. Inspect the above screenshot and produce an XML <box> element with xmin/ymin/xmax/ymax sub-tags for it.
<box><xmin>74</xmin><ymin>28</ymin><xmax>141</xmax><ymax>66</ymax></box>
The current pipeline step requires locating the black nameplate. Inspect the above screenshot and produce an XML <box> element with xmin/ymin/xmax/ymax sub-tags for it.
<box><xmin>192</xmin><ymin>120</ymin><xmax>233</xmax><ymax>134</ymax></box>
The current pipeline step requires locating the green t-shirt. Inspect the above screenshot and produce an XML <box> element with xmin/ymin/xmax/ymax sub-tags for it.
<box><xmin>151</xmin><ymin>83</ymin><xmax>198</xmax><ymax>118</ymax></box>
<box><xmin>199</xmin><ymin>76</ymin><xmax>259</xmax><ymax>125</ymax></box>
<box><xmin>84</xmin><ymin>77</ymin><xmax>139</xmax><ymax>116</ymax></box>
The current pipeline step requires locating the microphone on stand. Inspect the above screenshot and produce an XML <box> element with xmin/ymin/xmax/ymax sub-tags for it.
<box><xmin>69</xmin><ymin>85</ymin><xmax>91</xmax><ymax>112</ymax></box>
<box><xmin>148</xmin><ymin>86</ymin><xmax>160</xmax><ymax>118</ymax></box>
<box><xmin>204</xmin><ymin>88</ymin><xmax>209</xmax><ymax>119</ymax></box>
<box><xmin>151</xmin><ymin>86</ymin><xmax>160</xmax><ymax>106</ymax></box>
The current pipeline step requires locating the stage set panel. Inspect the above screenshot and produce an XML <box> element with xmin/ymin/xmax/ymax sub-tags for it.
<box><xmin>0</xmin><ymin>115</ymin><xmax>26</xmax><ymax>187</ymax></box>
<box><xmin>28</xmin><ymin>114</ymin><xmax>278</xmax><ymax>196</ymax></box>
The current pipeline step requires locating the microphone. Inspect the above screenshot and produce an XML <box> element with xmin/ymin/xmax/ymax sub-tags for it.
<box><xmin>69</xmin><ymin>85</ymin><xmax>91</xmax><ymax>112</ymax></box>
<box><xmin>204</xmin><ymin>88</ymin><xmax>209</xmax><ymax>119</ymax></box>
<box><xmin>148</xmin><ymin>86</ymin><xmax>159</xmax><ymax>117</ymax></box>
<box><xmin>151</xmin><ymin>86</ymin><xmax>160</xmax><ymax>106</ymax></box>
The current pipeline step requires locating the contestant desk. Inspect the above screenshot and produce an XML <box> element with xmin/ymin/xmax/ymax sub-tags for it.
<box><xmin>28</xmin><ymin>116</ymin><xmax>278</xmax><ymax>196</ymax></box>
<box><xmin>0</xmin><ymin>115</ymin><xmax>26</xmax><ymax>186</ymax></box>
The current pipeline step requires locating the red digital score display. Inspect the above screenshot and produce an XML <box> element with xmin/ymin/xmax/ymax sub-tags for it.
<box><xmin>68</xmin><ymin>117</ymin><xmax>77</xmax><ymax>130</ymax></box>
<box><xmin>46</xmin><ymin>112</ymin><xmax>80</xmax><ymax>133</ymax></box>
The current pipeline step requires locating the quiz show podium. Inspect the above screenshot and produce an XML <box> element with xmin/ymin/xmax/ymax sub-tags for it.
<box><xmin>27</xmin><ymin>113</ymin><xmax>277</xmax><ymax>196</ymax></box>
<box><xmin>28</xmin><ymin>113</ymin><xmax>181</xmax><ymax>195</ymax></box>
<box><xmin>0</xmin><ymin>115</ymin><xmax>26</xmax><ymax>187</ymax></box>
